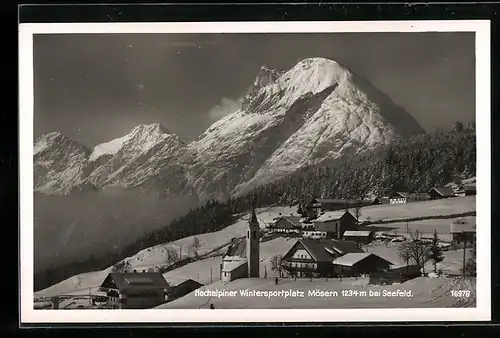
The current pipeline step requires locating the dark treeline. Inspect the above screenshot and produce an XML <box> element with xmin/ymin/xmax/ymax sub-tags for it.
<box><xmin>34</xmin><ymin>122</ymin><xmax>475</xmax><ymax>291</ymax></box>
<box><xmin>248</xmin><ymin>121</ymin><xmax>476</xmax><ymax>207</ymax></box>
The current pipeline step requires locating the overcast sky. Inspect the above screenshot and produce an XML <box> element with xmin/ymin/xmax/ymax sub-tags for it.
<box><xmin>33</xmin><ymin>32</ymin><xmax>475</xmax><ymax>147</ymax></box>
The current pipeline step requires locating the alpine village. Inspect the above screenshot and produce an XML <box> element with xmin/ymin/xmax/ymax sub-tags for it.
<box><xmin>35</xmin><ymin>123</ymin><xmax>477</xmax><ymax>309</ymax></box>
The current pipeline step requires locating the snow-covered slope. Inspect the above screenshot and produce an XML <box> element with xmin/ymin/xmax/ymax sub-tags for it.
<box><xmin>34</xmin><ymin>205</ymin><xmax>298</xmax><ymax>298</ymax></box>
<box><xmin>184</xmin><ymin>57</ymin><xmax>424</xmax><ymax>200</ymax></box>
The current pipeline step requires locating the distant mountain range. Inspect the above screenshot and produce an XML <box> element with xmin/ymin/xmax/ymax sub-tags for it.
<box><xmin>34</xmin><ymin>57</ymin><xmax>424</xmax><ymax>203</ymax></box>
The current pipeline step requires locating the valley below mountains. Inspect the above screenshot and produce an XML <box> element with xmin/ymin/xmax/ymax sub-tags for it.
<box><xmin>33</xmin><ymin>57</ymin><xmax>425</xmax><ymax>273</ymax></box>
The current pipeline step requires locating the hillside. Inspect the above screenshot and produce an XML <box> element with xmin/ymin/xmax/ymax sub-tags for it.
<box><xmin>34</xmin><ymin>205</ymin><xmax>297</xmax><ymax>296</ymax></box>
<box><xmin>35</xmin><ymin>198</ymin><xmax>475</xmax><ymax>298</ymax></box>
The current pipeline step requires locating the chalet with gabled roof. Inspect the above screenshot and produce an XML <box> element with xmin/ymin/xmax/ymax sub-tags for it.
<box><xmin>282</xmin><ymin>238</ymin><xmax>391</xmax><ymax>278</ymax></box>
<box><xmin>428</xmin><ymin>187</ymin><xmax>456</xmax><ymax>200</ymax></box>
<box><xmin>450</xmin><ymin>219</ymin><xmax>476</xmax><ymax>248</ymax></box>
<box><xmin>282</xmin><ymin>238</ymin><xmax>363</xmax><ymax>278</ymax></box>
<box><xmin>99</xmin><ymin>272</ymin><xmax>169</xmax><ymax>309</ymax></box>
<box><xmin>268</xmin><ymin>216</ymin><xmax>302</xmax><ymax>234</ymax></box>
<box><xmin>311</xmin><ymin>210</ymin><xmax>358</xmax><ymax>239</ymax></box>
<box><xmin>388</xmin><ymin>192</ymin><xmax>410</xmax><ymax>204</ymax></box>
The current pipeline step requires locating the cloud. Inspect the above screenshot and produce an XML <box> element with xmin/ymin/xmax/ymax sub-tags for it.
<box><xmin>208</xmin><ymin>97</ymin><xmax>244</xmax><ymax>122</ymax></box>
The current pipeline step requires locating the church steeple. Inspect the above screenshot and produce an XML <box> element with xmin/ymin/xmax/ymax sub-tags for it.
<box><xmin>249</xmin><ymin>208</ymin><xmax>258</xmax><ymax>226</ymax></box>
<box><xmin>246</xmin><ymin>208</ymin><xmax>260</xmax><ymax>278</ymax></box>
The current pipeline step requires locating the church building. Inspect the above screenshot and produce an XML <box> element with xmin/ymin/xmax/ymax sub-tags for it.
<box><xmin>220</xmin><ymin>209</ymin><xmax>260</xmax><ymax>284</ymax></box>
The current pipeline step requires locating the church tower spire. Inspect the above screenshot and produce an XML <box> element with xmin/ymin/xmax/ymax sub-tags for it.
<box><xmin>246</xmin><ymin>208</ymin><xmax>260</xmax><ymax>278</ymax></box>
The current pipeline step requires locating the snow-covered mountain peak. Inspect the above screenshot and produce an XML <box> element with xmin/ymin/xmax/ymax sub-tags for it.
<box><xmin>89</xmin><ymin>123</ymin><xmax>179</xmax><ymax>162</ymax></box>
<box><xmin>34</xmin><ymin>132</ymin><xmax>89</xmax><ymax>156</ymax></box>
<box><xmin>130</xmin><ymin>122</ymin><xmax>172</xmax><ymax>136</ymax></box>
<box><xmin>187</xmin><ymin>56</ymin><xmax>424</xmax><ymax>201</ymax></box>
<box><xmin>277</xmin><ymin>57</ymin><xmax>352</xmax><ymax>96</ymax></box>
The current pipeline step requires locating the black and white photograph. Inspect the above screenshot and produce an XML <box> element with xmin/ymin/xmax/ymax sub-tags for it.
<box><xmin>20</xmin><ymin>20</ymin><xmax>490</xmax><ymax>323</ymax></box>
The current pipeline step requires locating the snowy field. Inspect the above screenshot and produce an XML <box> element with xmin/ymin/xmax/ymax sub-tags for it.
<box><xmin>120</xmin><ymin>205</ymin><xmax>297</xmax><ymax>271</ymax></box>
<box><xmin>164</xmin><ymin>237</ymin><xmax>296</xmax><ymax>285</ymax></box>
<box><xmin>356</xmin><ymin>196</ymin><xmax>475</xmax><ymax>223</ymax></box>
<box><xmin>368</xmin><ymin>216</ymin><xmax>476</xmax><ymax>238</ymax></box>
<box><xmin>364</xmin><ymin>242</ymin><xmax>475</xmax><ymax>274</ymax></box>
<box><xmin>157</xmin><ymin>276</ymin><xmax>476</xmax><ymax>309</ymax></box>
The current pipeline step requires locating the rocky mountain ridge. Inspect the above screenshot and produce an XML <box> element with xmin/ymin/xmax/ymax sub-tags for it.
<box><xmin>34</xmin><ymin>57</ymin><xmax>424</xmax><ymax>203</ymax></box>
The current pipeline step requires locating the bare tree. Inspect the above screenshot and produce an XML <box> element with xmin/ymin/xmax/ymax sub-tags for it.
<box><xmin>166</xmin><ymin>246</ymin><xmax>179</xmax><ymax>264</ymax></box>
<box><xmin>192</xmin><ymin>236</ymin><xmax>202</xmax><ymax>257</ymax></box>
<box><xmin>270</xmin><ymin>254</ymin><xmax>284</xmax><ymax>278</ymax></box>
<box><xmin>397</xmin><ymin>230</ymin><xmax>431</xmax><ymax>274</ymax></box>
<box><xmin>398</xmin><ymin>247</ymin><xmax>411</xmax><ymax>272</ymax></box>
<box><xmin>112</xmin><ymin>260</ymin><xmax>131</xmax><ymax>273</ymax></box>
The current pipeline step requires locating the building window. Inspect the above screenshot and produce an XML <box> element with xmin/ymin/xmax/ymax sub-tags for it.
<box><xmin>253</xmin><ymin>230</ymin><xmax>256</xmax><ymax>239</ymax></box>
<box><xmin>247</xmin><ymin>230</ymin><xmax>250</xmax><ymax>239</ymax></box>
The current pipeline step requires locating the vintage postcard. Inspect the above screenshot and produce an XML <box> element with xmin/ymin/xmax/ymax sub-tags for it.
<box><xmin>19</xmin><ymin>20</ymin><xmax>491</xmax><ymax>323</ymax></box>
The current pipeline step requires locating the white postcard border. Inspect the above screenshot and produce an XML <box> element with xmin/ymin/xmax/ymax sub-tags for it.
<box><xmin>19</xmin><ymin>20</ymin><xmax>491</xmax><ymax>323</ymax></box>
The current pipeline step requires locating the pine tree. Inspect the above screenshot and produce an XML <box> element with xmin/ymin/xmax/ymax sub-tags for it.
<box><xmin>429</xmin><ymin>229</ymin><xmax>445</xmax><ymax>274</ymax></box>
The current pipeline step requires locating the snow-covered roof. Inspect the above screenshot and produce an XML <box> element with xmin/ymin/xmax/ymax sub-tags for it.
<box><xmin>165</xmin><ymin>277</ymin><xmax>201</xmax><ymax>287</ymax></box>
<box><xmin>223</xmin><ymin>256</ymin><xmax>247</xmax><ymax>262</ymax></box>
<box><xmin>391</xmin><ymin>192</ymin><xmax>410</xmax><ymax>198</ymax></box>
<box><xmin>332</xmin><ymin>253</ymin><xmax>393</xmax><ymax>267</ymax></box>
<box><xmin>343</xmin><ymin>230</ymin><xmax>372</xmax><ymax>237</ymax></box>
<box><xmin>295</xmin><ymin>239</ymin><xmax>364</xmax><ymax>262</ymax></box>
<box><xmin>450</xmin><ymin>221</ymin><xmax>476</xmax><ymax>233</ymax></box>
<box><xmin>332</xmin><ymin>253</ymin><xmax>371</xmax><ymax>267</ymax></box>
<box><xmin>222</xmin><ymin>260</ymin><xmax>247</xmax><ymax>272</ymax></box>
<box><xmin>223</xmin><ymin>237</ymin><xmax>247</xmax><ymax>259</ymax></box>
<box><xmin>314</xmin><ymin>210</ymin><xmax>350</xmax><ymax>223</ymax></box>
